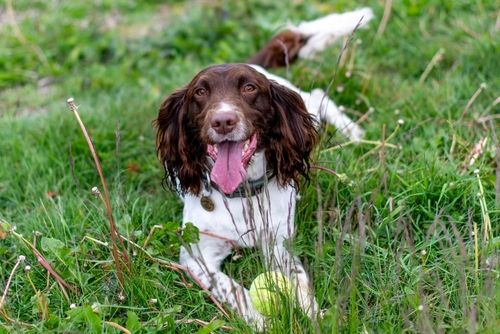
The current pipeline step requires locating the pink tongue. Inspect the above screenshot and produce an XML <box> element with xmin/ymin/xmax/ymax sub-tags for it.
<box><xmin>211</xmin><ymin>141</ymin><xmax>246</xmax><ymax>194</ymax></box>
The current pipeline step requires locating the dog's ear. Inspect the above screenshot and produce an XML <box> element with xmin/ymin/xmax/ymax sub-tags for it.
<box><xmin>267</xmin><ymin>81</ymin><xmax>318</xmax><ymax>188</ymax></box>
<box><xmin>154</xmin><ymin>86</ymin><xmax>205</xmax><ymax>195</ymax></box>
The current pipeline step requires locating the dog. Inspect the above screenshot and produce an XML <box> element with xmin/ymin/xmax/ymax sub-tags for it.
<box><xmin>154</xmin><ymin>8</ymin><xmax>374</xmax><ymax>329</ymax></box>
<box><xmin>155</xmin><ymin>64</ymin><xmax>318</xmax><ymax>329</ymax></box>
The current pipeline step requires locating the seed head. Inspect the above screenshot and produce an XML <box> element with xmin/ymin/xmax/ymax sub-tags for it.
<box><xmin>91</xmin><ymin>187</ymin><xmax>101</xmax><ymax>197</ymax></box>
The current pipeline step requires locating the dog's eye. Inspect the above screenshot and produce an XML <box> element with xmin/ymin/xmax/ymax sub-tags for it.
<box><xmin>195</xmin><ymin>88</ymin><xmax>207</xmax><ymax>96</ymax></box>
<box><xmin>243</xmin><ymin>84</ymin><xmax>255</xmax><ymax>92</ymax></box>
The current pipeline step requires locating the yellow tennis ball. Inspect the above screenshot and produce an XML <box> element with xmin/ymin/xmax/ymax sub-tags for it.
<box><xmin>249</xmin><ymin>272</ymin><xmax>294</xmax><ymax>316</ymax></box>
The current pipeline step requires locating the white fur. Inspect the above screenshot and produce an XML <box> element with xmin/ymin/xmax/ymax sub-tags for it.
<box><xmin>249</xmin><ymin>64</ymin><xmax>365</xmax><ymax>140</ymax></box>
<box><xmin>288</xmin><ymin>7</ymin><xmax>374</xmax><ymax>59</ymax></box>
<box><xmin>217</xmin><ymin>101</ymin><xmax>237</xmax><ymax>113</ymax></box>
<box><xmin>180</xmin><ymin>153</ymin><xmax>317</xmax><ymax>331</ymax></box>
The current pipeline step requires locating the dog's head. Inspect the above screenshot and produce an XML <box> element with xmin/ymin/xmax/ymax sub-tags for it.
<box><xmin>154</xmin><ymin>64</ymin><xmax>317</xmax><ymax>195</ymax></box>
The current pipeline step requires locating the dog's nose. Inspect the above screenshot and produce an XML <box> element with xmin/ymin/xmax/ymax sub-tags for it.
<box><xmin>211</xmin><ymin>112</ymin><xmax>238</xmax><ymax>134</ymax></box>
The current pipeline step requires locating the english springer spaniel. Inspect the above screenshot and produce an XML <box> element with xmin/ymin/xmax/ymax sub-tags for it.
<box><xmin>154</xmin><ymin>8</ymin><xmax>374</xmax><ymax>330</ymax></box>
<box><xmin>155</xmin><ymin>64</ymin><xmax>319</xmax><ymax>329</ymax></box>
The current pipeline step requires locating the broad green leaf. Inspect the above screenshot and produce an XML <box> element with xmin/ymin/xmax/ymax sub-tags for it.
<box><xmin>182</xmin><ymin>222</ymin><xmax>199</xmax><ymax>244</ymax></box>
<box><xmin>126</xmin><ymin>311</ymin><xmax>141</xmax><ymax>332</ymax></box>
<box><xmin>66</xmin><ymin>306</ymin><xmax>102</xmax><ymax>333</ymax></box>
<box><xmin>196</xmin><ymin>320</ymin><xmax>225</xmax><ymax>334</ymax></box>
<box><xmin>41</xmin><ymin>237</ymin><xmax>65</xmax><ymax>253</ymax></box>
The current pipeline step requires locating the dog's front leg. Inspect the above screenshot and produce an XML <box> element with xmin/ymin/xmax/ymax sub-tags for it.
<box><xmin>262</xmin><ymin>231</ymin><xmax>318</xmax><ymax>318</ymax></box>
<box><xmin>179</xmin><ymin>236</ymin><xmax>265</xmax><ymax>329</ymax></box>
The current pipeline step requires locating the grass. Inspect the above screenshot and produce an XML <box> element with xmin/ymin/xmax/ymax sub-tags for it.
<box><xmin>1</xmin><ymin>0</ymin><xmax>500</xmax><ymax>332</ymax></box>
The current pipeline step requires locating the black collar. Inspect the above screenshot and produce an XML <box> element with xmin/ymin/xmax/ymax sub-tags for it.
<box><xmin>202</xmin><ymin>169</ymin><xmax>274</xmax><ymax>198</ymax></box>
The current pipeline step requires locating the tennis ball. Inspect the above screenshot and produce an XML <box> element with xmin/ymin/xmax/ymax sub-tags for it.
<box><xmin>249</xmin><ymin>272</ymin><xmax>294</xmax><ymax>316</ymax></box>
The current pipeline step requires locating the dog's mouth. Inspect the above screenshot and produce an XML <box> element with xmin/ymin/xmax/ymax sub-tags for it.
<box><xmin>206</xmin><ymin>133</ymin><xmax>258</xmax><ymax>194</ymax></box>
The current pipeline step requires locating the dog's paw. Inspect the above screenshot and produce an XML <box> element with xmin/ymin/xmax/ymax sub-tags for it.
<box><xmin>310</xmin><ymin>88</ymin><xmax>365</xmax><ymax>141</ymax></box>
<box><xmin>243</xmin><ymin>307</ymin><xmax>266</xmax><ymax>332</ymax></box>
<box><xmin>295</xmin><ymin>279</ymin><xmax>319</xmax><ymax>318</ymax></box>
<box><xmin>342</xmin><ymin>122</ymin><xmax>365</xmax><ymax>142</ymax></box>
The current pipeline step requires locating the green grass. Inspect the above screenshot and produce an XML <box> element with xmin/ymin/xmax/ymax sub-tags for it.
<box><xmin>1</xmin><ymin>0</ymin><xmax>500</xmax><ymax>332</ymax></box>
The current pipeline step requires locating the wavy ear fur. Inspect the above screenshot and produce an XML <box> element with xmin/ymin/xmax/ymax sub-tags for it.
<box><xmin>154</xmin><ymin>87</ymin><xmax>205</xmax><ymax>195</ymax></box>
<box><xmin>267</xmin><ymin>81</ymin><xmax>318</xmax><ymax>188</ymax></box>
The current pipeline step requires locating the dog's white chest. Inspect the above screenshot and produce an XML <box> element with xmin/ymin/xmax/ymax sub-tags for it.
<box><xmin>182</xmin><ymin>180</ymin><xmax>296</xmax><ymax>248</ymax></box>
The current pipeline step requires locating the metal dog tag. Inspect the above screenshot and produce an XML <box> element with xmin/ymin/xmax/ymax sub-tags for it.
<box><xmin>200</xmin><ymin>196</ymin><xmax>215</xmax><ymax>212</ymax></box>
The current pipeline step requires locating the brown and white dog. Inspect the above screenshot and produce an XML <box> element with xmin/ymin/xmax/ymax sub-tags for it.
<box><xmin>154</xmin><ymin>8</ymin><xmax>374</xmax><ymax>330</ymax></box>
<box><xmin>156</xmin><ymin>63</ymin><xmax>318</xmax><ymax>329</ymax></box>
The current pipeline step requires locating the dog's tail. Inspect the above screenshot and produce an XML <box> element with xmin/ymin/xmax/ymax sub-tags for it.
<box><xmin>247</xmin><ymin>7</ymin><xmax>374</xmax><ymax>68</ymax></box>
